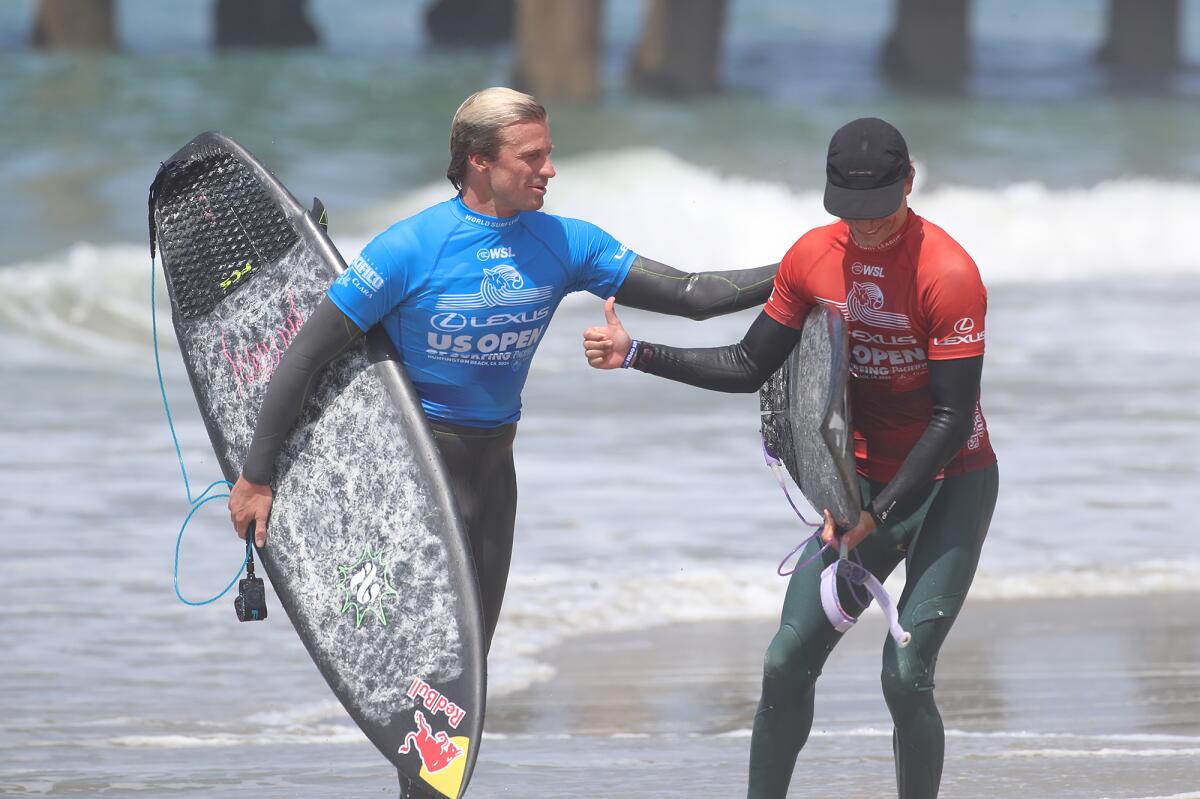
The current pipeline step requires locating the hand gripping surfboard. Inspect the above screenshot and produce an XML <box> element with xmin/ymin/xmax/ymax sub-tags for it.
<box><xmin>149</xmin><ymin>132</ymin><xmax>485</xmax><ymax>799</ymax></box>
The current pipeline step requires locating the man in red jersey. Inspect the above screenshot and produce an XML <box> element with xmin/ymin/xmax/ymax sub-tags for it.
<box><xmin>583</xmin><ymin>118</ymin><xmax>998</xmax><ymax>799</ymax></box>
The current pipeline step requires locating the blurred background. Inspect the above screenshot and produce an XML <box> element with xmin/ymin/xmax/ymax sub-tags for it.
<box><xmin>2</xmin><ymin>2</ymin><xmax>1199</xmax><ymax>797</ymax></box>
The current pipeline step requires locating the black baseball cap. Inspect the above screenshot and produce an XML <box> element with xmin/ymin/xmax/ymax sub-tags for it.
<box><xmin>823</xmin><ymin>118</ymin><xmax>911</xmax><ymax>220</ymax></box>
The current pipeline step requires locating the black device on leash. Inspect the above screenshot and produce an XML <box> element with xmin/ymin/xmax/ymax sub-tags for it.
<box><xmin>235</xmin><ymin>528</ymin><xmax>268</xmax><ymax>622</ymax></box>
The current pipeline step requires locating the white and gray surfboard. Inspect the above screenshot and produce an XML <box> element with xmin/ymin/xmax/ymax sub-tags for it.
<box><xmin>150</xmin><ymin>132</ymin><xmax>485</xmax><ymax>799</ymax></box>
<box><xmin>760</xmin><ymin>304</ymin><xmax>862</xmax><ymax>530</ymax></box>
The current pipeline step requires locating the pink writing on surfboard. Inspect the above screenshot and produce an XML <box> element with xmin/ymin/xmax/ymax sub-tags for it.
<box><xmin>221</xmin><ymin>289</ymin><xmax>305</xmax><ymax>390</ymax></box>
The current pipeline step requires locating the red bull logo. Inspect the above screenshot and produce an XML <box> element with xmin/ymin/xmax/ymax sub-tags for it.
<box><xmin>399</xmin><ymin>710</ymin><xmax>463</xmax><ymax>774</ymax></box>
<box><xmin>406</xmin><ymin>678</ymin><xmax>467</xmax><ymax>729</ymax></box>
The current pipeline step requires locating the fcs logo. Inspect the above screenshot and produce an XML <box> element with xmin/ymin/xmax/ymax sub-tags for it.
<box><xmin>817</xmin><ymin>282</ymin><xmax>911</xmax><ymax>331</ymax></box>
<box><xmin>220</xmin><ymin>261</ymin><xmax>252</xmax><ymax>292</ymax></box>
<box><xmin>613</xmin><ymin>243</ymin><xmax>628</xmax><ymax>260</ymax></box>
<box><xmin>435</xmin><ymin>265</ymin><xmax>554</xmax><ymax>310</ymax></box>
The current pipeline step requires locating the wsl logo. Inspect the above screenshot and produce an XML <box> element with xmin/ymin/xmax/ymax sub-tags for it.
<box><xmin>435</xmin><ymin>265</ymin><xmax>554</xmax><ymax>310</ymax></box>
<box><xmin>818</xmin><ymin>282</ymin><xmax>910</xmax><ymax>331</ymax></box>
<box><xmin>477</xmin><ymin>246</ymin><xmax>515</xmax><ymax>261</ymax></box>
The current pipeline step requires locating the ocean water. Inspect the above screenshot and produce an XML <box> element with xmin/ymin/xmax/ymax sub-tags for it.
<box><xmin>2</xmin><ymin>1</ymin><xmax>1200</xmax><ymax>796</ymax></box>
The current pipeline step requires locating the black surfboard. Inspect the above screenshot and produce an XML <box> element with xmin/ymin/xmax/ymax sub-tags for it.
<box><xmin>150</xmin><ymin>132</ymin><xmax>485</xmax><ymax>799</ymax></box>
<box><xmin>760</xmin><ymin>304</ymin><xmax>861</xmax><ymax>530</ymax></box>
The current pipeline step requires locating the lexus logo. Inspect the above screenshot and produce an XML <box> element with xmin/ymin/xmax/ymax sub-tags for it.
<box><xmin>431</xmin><ymin>312</ymin><xmax>468</xmax><ymax>332</ymax></box>
<box><xmin>953</xmin><ymin>317</ymin><xmax>975</xmax><ymax>335</ymax></box>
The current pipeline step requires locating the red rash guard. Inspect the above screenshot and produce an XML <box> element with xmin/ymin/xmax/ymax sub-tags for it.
<box><xmin>765</xmin><ymin>211</ymin><xmax>996</xmax><ymax>483</ymax></box>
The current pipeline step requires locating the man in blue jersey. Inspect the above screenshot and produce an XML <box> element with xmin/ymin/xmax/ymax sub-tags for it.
<box><xmin>229</xmin><ymin>86</ymin><xmax>775</xmax><ymax>669</ymax></box>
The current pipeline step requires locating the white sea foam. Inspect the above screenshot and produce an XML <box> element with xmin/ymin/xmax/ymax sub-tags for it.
<box><xmin>2</xmin><ymin>149</ymin><xmax>1199</xmax><ymax>362</ymax></box>
<box><xmin>997</xmin><ymin>747</ymin><xmax>1200</xmax><ymax>759</ymax></box>
<box><xmin>106</xmin><ymin>727</ymin><xmax>367</xmax><ymax>748</ymax></box>
<box><xmin>7</xmin><ymin>148</ymin><xmax>1196</xmax><ymax>728</ymax></box>
<box><xmin>485</xmin><ymin>559</ymin><xmax>1200</xmax><ymax>696</ymax></box>
<box><xmin>103</xmin><ymin>701</ymin><xmax>368</xmax><ymax>749</ymax></box>
<box><xmin>721</xmin><ymin>726</ymin><xmax>1200</xmax><ymax>746</ymax></box>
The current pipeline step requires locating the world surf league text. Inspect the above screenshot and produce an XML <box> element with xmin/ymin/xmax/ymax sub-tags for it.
<box><xmin>406</xmin><ymin>678</ymin><xmax>466</xmax><ymax>729</ymax></box>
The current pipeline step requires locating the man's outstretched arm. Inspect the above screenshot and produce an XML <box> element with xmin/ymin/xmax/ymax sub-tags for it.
<box><xmin>614</xmin><ymin>256</ymin><xmax>778</xmax><ymax>321</ymax></box>
<box><xmin>583</xmin><ymin>298</ymin><xmax>800</xmax><ymax>392</ymax></box>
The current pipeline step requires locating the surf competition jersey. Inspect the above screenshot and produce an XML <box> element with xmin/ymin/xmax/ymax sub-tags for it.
<box><xmin>764</xmin><ymin>211</ymin><xmax>996</xmax><ymax>483</ymax></box>
<box><xmin>328</xmin><ymin>196</ymin><xmax>637</xmax><ymax>427</ymax></box>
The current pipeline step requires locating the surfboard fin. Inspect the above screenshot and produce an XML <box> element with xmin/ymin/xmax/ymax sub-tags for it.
<box><xmin>310</xmin><ymin>196</ymin><xmax>328</xmax><ymax>233</ymax></box>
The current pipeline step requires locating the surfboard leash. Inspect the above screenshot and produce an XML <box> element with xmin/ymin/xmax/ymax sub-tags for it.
<box><xmin>761</xmin><ymin>439</ymin><xmax>827</xmax><ymax>575</ymax></box>
<box><xmin>149</xmin><ymin>228</ymin><xmax>249</xmax><ymax>607</ymax></box>
<box><xmin>761</xmin><ymin>437</ymin><xmax>872</xmax><ymax>609</ymax></box>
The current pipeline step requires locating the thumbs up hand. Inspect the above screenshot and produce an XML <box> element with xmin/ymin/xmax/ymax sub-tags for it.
<box><xmin>583</xmin><ymin>297</ymin><xmax>634</xmax><ymax>370</ymax></box>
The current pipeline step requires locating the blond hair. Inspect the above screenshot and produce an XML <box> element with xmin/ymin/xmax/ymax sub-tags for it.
<box><xmin>447</xmin><ymin>87</ymin><xmax>547</xmax><ymax>191</ymax></box>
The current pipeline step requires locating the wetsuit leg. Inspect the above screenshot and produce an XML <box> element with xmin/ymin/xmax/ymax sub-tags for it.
<box><xmin>469</xmin><ymin>423</ymin><xmax>517</xmax><ymax>650</ymax></box>
<box><xmin>876</xmin><ymin>463</ymin><xmax>999</xmax><ymax>799</ymax></box>
<box><xmin>429</xmin><ymin>420</ymin><xmax>518</xmax><ymax>654</ymax></box>
<box><xmin>747</xmin><ymin>479</ymin><xmax>939</xmax><ymax>799</ymax></box>
<box><xmin>747</xmin><ymin>520</ymin><xmax>916</xmax><ymax>798</ymax></box>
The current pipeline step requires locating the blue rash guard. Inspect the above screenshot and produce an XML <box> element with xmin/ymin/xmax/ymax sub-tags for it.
<box><xmin>327</xmin><ymin>196</ymin><xmax>637</xmax><ymax>427</ymax></box>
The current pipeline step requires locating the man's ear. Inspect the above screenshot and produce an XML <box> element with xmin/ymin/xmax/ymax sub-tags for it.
<box><xmin>467</xmin><ymin>150</ymin><xmax>490</xmax><ymax>176</ymax></box>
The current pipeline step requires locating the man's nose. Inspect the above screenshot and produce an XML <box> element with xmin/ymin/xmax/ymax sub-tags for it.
<box><xmin>542</xmin><ymin>157</ymin><xmax>556</xmax><ymax>178</ymax></box>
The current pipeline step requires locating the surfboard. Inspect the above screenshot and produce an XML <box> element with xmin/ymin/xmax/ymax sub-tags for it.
<box><xmin>149</xmin><ymin>132</ymin><xmax>485</xmax><ymax>799</ymax></box>
<box><xmin>760</xmin><ymin>304</ymin><xmax>861</xmax><ymax>531</ymax></box>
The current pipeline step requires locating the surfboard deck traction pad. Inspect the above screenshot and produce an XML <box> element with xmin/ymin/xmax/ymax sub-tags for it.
<box><xmin>150</xmin><ymin>132</ymin><xmax>484</xmax><ymax>799</ymax></box>
<box><xmin>760</xmin><ymin>304</ymin><xmax>862</xmax><ymax>530</ymax></box>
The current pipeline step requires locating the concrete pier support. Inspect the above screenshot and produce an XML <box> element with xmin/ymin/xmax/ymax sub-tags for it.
<box><xmin>883</xmin><ymin>0</ymin><xmax>969</xmax><ymax>88</ymax></box>
<box><xmin>425</xmin><ymin>0</ymin><xmax>514</xmax><ymax>46</ymax></box>
<box><xmin>214</xmin><ymin>0</ymin><xmax>320</xmax><ymax>48</ymax></box>
<box><xmin>31</xmin><ymin>0</ymin><xmax>116</xmax><ymax>50</ymax></box>
<box><xmin>512</xmin><ymin>0</ymin><xmax>602</xmax><ymax>103</ymax></box>
<box><xmin>629</xmin><ymin>0</ymin><xmax>727</xmax><ymax>96</ymax></box>
<box><xmin>1098</xmin><ymin>0</ymin><xmax>1180</xmax><ymax>74</ymax></box>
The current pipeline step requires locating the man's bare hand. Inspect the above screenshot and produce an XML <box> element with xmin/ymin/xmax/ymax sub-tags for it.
<box><xmin>583</xmin><ymin>297</ymin><xmax>633</xmax><ymax>370</ymax></box>
<box><xmin>229</xmin><ymin>477</ymin><xmax>272</xmax><ymax>547</ymax></box>
<box><xmin>820</xmin><ymin>509</ymin><xmax>876</xmax><ymax>554</ymax></box>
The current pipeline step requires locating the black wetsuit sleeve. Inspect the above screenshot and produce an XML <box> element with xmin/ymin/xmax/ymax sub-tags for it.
<box><xmin>630</xmin><ymin>311</ymin><xmax>801</xmax><ymax>392</ymax></box>
<box><xmin>240</xmin><ymin>296</ymin><xmax>364</xmax><ymax>484</ymax></box>
<box><xmin>866</xmin><ymin>355</ymin><xmax>983</xmax><ymax>526</ymax></box>
<box><xmin>614</xmin><ymin>256</ymin><xmax>778</xmax><ymax>320</ymax></box>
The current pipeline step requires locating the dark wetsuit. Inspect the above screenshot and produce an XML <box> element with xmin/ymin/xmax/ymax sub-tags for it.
<box><xmin>242</xmin><ymin>201</ymin><xmax>774</xmax><ymax>799</ymax></box>
<box><xmin>627</xmin><ymin>212</ymin><xmax>998</xmax><ymax>799</ymax></box>
<box><xmin>241</xmin><ymin>199</ymin><xmax>775</xmax><ymax>656</ymax></box>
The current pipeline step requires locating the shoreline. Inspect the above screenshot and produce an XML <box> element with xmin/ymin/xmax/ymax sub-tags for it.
<box><xmin>471</xmin><ymin>592</ymin><xmax>1200</xmax><ymax>798</ymax></box>
<box><xmin>489</xmin><ymin>591</ymin><xmax>1200</xmax><ymax>738</ymax></box>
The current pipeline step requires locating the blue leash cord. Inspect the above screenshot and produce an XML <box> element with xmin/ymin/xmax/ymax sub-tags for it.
<box><xmin>152</xmin><ymin>254</ymin><xmax>249</xmax><ymax>605</ymax></box>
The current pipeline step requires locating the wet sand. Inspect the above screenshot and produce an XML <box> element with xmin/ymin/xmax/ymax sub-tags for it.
<box><xmin>479</xmin><ymin>592</ymin><xmax>1200</xmax><ymax>799</ymax></box>
<box><xmin>5</xmin><ymin>594</ymin><xmax>1198</xmax><ymax>798</ymax></box>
